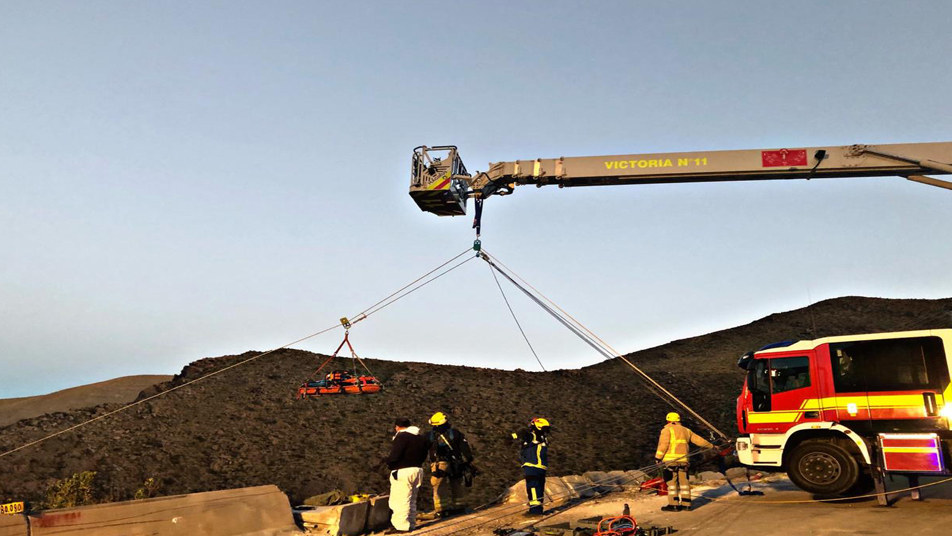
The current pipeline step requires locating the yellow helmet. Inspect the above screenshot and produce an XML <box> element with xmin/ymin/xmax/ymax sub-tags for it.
<box><xmin>666</xmin><ymin>412</ymin><xmax>681</xmax><ymax>423</ymax></box>
<box><xmin>531</xmin><ymin>417</ymin><xmax>550</xmax><ymax>430</ymax></box>
<box><xmin>429</xmin><ymin>412</ymin><xmax>448</xmax><ymax>426</ymax></box>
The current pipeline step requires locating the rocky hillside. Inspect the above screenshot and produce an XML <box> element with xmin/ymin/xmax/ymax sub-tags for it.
<box><xmin>0</xmin><ymin>375</ymin><xmax>172</xmax><ymax>428</ymax></box>
<box><xmin>1</xmin><ymin>296</ymin><xmax>949</xmax><ymax>508</ymax></box>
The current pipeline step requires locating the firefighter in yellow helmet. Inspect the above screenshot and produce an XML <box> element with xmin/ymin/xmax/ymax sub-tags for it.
<box><xmin>424</xmin><ymin>412</ymin><xmax>474</xmax><ymax>519</ymax></box>
<box><xmin>655</xmin><ymin>412</ymin><xmax>712</xmax><ymax>512</ymax></box>
<box><xmin>511</xmin><ymin>417</ymin><xmax>550</xmax><ymax>516</ymax></box>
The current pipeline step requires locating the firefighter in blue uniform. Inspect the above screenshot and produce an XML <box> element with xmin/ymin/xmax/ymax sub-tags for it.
<box><xmin>512</xmin><ymin>417</ymin><xmax>550</xmax><ymax>516</ymax></box>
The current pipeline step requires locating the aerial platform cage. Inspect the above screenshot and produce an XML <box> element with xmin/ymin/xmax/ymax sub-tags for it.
<box><xmin>410</xmin><ymin>145</ymin><xmax>471</xmax><ymax>216</ymax></box>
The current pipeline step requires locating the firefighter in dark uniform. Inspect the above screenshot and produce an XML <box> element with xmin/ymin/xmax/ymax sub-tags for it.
<box><xmin>512</xmin><ymin>417</ymin><xmax>550</xmax><ymax>516</ymax></box>
<box><xmin>426</xmin><ymin>411</ymin><xmax>475</xmax><ymax>518</ymax></box>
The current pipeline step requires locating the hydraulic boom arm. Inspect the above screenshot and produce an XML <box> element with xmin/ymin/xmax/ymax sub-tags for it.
<box><xmin>409</xmin><ymin>142</ymin><xmax>952</xmax><ymax>216</ymax></box>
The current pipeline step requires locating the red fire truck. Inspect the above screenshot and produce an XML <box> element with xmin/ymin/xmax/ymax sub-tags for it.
<box><xmin>735</xmin><ymin>329</ymin><xmax>952</xmax><ymax>496</ymax></box>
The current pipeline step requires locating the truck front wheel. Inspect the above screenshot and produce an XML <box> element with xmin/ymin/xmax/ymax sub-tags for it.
<box><xmin>787</xmin><ymin>439</ymin><xmax>860</xmax><ymax>496</ymax></box>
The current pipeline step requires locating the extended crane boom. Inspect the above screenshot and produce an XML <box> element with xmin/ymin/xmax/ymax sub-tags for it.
<box><xmin>410</xmin><ymin>142</ymin><xmax>952</xmax><ymax>216</ymax></box>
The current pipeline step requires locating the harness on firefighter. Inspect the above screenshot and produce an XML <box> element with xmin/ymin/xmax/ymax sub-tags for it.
<box><xmin>297</xmin><ymin>329</ymin><xmax>383</xmax><ymax>399</ymax></box>
<box><xmin>429</xmin><ymin>428</ymin><xmax>480</xmax><ymax>486</ymax></box>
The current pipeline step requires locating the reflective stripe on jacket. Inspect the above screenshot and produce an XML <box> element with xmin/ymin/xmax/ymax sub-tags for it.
<box><xmin>655</xmin><ymin>423</ymin><xmax>712</xmax><ymax>464</ymax></box>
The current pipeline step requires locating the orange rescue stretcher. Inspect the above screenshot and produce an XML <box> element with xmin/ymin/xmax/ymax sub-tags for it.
<box><xmin>297</xmin><ymin>332</ymin><xmax>383</xmax><ymax>399</ymax></box>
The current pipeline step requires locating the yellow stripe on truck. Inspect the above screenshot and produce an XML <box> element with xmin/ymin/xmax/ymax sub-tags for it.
<box><xmin>747</xmin><ymin>412</ymin><xmax>802</xmax><ymax>424</ymax></box>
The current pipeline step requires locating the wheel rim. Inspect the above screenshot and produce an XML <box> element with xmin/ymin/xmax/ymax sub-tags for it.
<box><xmin>798</xmin><ymin>452</ymin><xmax>842</xmax><ymax>486</ymax></box>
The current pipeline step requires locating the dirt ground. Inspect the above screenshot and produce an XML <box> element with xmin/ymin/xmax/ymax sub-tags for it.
<box><xmin>1</xmin><ymin>296</ymin><xmax>949</xmax><ymax>509</ymax></box>
<box><xmin>513</xmin><ymin>474</ymin><xmax>952</xmax><ymax>536</ymax></box>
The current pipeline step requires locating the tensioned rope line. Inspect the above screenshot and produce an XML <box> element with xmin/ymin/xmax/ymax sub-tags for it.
<box><xmin>480</xmin><ymin>250</ymin><xmax>729</xmax><ymax>441</ymax></box>
<box><xmin>351</xmin><ymin>248</ymin><xmax>472</xmax><ymax>320</ymax></box>
<box><xmin>0</xmin><ymin>323</ymin><xmax>342</xmax><ymax>460</ymax></box>
<box><xmin>410</xmin><ymin>447</ymin><xmax>718</xmax><ymax>536</ymax></box>
<box><xmin>487</xmin><ymin>263</ymin><xmax>547</xmax><ymax>372</ymax></box>
<box><xmin>891</xmin><ymin>305</ymin><xmax>952</xmax><ymax>332</ymax></box>
<box><xmin>484</xmin><ymin>253</ymin><xmax>692</xmax><ymax>428</ymax></box>
<box><xmin>480</xmin><ymin>251</ymin><xmax>697</xmax><ymax>420</ymax></box>
<box><xmin>420</xmin><ymin>454</ymin><xmax>952</xmax><ymax>536</ymax></box>
<box><xmin>358</xmin><ymin>255</ymin><xmax>476</xmax><ymax>320</ymax></box>
<box><xmin>0</xmin><ymin>249</ymin><xmax>477</xmax><ymax>460</ymax></box>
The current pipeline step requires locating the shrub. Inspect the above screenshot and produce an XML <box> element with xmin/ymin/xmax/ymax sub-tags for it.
<box><xmin>134</xmin><ymin>477</ymin><xmax>160</xmax><ymax>500</ymax></box>
<box><xmin>44</xmin><ymin>471</ymin><xmax>101</xmax><ymax>509</ymax></box>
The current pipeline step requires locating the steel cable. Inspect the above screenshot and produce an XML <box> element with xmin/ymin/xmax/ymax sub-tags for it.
<box><xmin>487</xmin><ymin>263</ymin><xmax>547</xmax><ymax>372</ymax></box>
<box><xmin>480</xmin><ymin>250</ymin><xmax>728</xmax><ymax>440</ymax></box>
<box><xmin>0</xmin><ymin>249</ymin><xmax>478</xmax><ymax>460</ymax></box>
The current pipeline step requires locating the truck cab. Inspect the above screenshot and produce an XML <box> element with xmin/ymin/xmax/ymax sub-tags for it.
<box><xmin>735</xmin><ymin>329</ymin><xmax>952</xmax><ymax>495</ymax></box>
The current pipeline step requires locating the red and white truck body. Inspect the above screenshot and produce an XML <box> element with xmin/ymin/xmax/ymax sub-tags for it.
<box><xmin>735</xmin><ymin>329</ymin><xmax>952</xmax><ymax>495</ymax></box>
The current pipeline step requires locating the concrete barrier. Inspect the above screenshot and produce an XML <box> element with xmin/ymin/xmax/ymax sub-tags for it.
<box><xmin>28</xmin><ymin>485</ymin><xmax>299</xmax><ymax>536</ymax></box>
<box><xmin>0</xmin><ymin>514</ymin><xmax>28</xmax><ymax>536</ymax></box>
<box><xmin>294</xmin><ymin>501</ymin><xmax>369</xmax><ymax>536</ymax></box>
<box><xmin>365</xmin><ymin>496</ymin><xmax>390</xmax><ymax>532</ymax></box>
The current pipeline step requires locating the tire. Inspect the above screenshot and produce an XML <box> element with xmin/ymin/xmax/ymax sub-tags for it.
<box><xmin>787</xmin><ymin>439</ymin><xmax>860</xmax><ymax>496</ymax></box>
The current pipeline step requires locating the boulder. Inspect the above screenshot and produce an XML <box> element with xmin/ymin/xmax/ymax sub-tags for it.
<box><xmin>543</xmin><ymin>477</ymin><xmax>574</xmax><ymax>506</ymax></box>
<box><xmin>696</xmin><ymin>471</ymin><xmax>725</xmax><ymax>482</ymax></box>
<box><xmin>504</xmin><ymin>477</ymin><xmax>576</xmax><ymax>507</ymax></box>
<box><xmin>560</xmin><ymin>475</ymin><xmax>596</xmax><ymax>498</ymax></box>
<box><xmin>725</xmin><ymin>467</ymin><xmax>752</xmax><ymax>481</ymax></box>
<box><xmin>582</xmin><ymin>471</ymin><xmax>622</xmax><ymax>493</ymax></box>
<box><xmin>622</xmin><ymin>470</ymin><xmax>650</xmax><ymax>489</ymax></box>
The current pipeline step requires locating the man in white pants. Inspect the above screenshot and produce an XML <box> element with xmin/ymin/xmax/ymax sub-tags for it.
<box><xmin>384</xmin><ymin>417</ymin><xmax>430</xmax><ymax>533</ymax></box>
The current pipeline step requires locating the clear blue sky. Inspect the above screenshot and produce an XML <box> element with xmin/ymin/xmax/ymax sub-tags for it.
<box><xmin>2</xmin><ymin>1</ymin><xmax>951</xmax><ymax>398</ymax></box>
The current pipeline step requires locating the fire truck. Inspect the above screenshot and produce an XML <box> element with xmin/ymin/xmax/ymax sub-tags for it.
<box><xmin>736</xmin><ymin>329</ymin><xmax>952</xmax><ymax>496</ymax></box>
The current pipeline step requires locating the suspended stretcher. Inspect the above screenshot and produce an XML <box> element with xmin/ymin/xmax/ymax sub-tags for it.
<box><xmin>298</xmin><ymin>330</ymin><xmax>382</xmax><ymax>399</ymax></box>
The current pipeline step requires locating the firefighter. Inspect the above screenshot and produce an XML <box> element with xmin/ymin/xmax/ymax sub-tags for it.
<box><xmin>425</xmin><ymin>412</ymin><xmax>474</xmax><ymax>518</ymax></box>
<box><xmin>655</xmin><ymin>412</ymin><xmax>713</xmax><ymax>512</ymax></box>
<box><xmin>512</xmin><ymin>417</ymin><xmax>550</xmax><ymax>516</ymax></box>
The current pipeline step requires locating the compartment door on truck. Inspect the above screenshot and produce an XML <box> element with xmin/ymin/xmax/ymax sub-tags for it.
<box><xmin>829</xmin><ymin>336</ymin><xmax>950</xmax><ymax>429</ymax></box>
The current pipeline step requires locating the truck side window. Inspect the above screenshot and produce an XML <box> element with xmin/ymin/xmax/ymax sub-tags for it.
<box><xmin>770</xmin><ymin>356</ymin><xmax>810</xmax><ymax>393</ymax></box>
<box><xmin>831</xmin><ymin>337</ymin><xmax>949</xmax><ymax>392</ymax></box>
<box><xmin>748</xmin><ymin>359</ymin><xmax>771</xmax><ymax>412</ymax></box>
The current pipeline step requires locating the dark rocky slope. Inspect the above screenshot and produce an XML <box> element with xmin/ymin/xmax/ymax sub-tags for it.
<box><xmin>1</xmin><ymin>296</ymin><xmax>949</xmax><ymax>508</ymax></box>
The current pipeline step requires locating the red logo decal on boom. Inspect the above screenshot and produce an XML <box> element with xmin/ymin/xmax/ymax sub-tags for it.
<box><xmin>762</xmin><ymin>149</ymin><xmax>808</xmax><ymax>167</ymax></box>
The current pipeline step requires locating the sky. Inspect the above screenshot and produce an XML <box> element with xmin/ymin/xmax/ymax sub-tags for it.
<box><xmin>1</xmin><ymin>1</ymin><xmax>951</xmax><ymax>399</ymax></box>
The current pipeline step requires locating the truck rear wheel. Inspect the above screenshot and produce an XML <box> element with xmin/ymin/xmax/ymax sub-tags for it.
<box><xmin>787</xmin><ymin>439</ymin><xmax>859</xmax><ymax>496</ymax></box>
